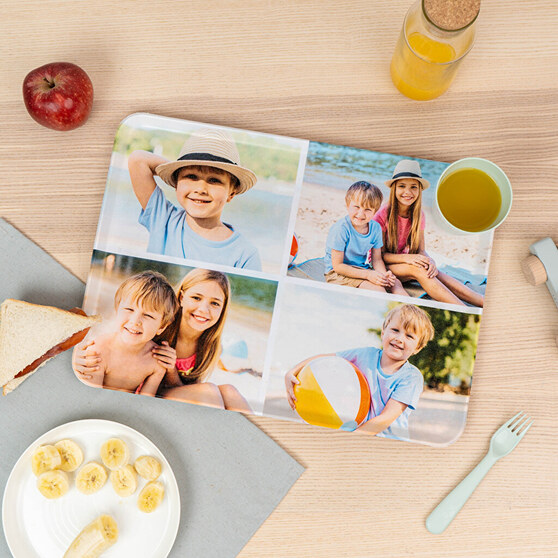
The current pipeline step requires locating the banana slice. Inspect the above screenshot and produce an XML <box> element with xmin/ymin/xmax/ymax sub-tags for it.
<box><xmin>55</xmin><ymin>439</ymin><xmax>84</xmax><ymax>472</ymax></box>
<box><xmin>137</xmin><ymin>481</ymin><xmax>165</xmax><ymax>513</ymax></box>
<box><xmin>63</xmin><ymin>514</ymin><xmax>118</xmax><ymax>558</ymax></box>
<box><xmin>31</xmin><ymin>445</ymin><xmax>62</xmax><ymax>476</ymax></box>
<box><xmin>75</xmin><ymin>462</ymin><xmax>107</xmax><ymax>495</ymax></box>
<box><xmin>134</xmin><ymin>455</ymin><xmax>162</xmax><ymax>481</ymax></box>
<box><xmin>110</xmin><ymin>464</ymin><xmax>137</xmax><ymax>497</ymax></box>
<box><xmin>37</xmin><ymin>470</ymin><xmax>69</xmax><ymax>499</ymax></box>
<box><xmin>100</xmin><ymin>438</ymin><xmax>130</xmax><ymax>471</ymax></box>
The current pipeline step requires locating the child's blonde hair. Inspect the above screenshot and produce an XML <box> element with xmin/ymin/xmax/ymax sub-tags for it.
<box><xmin>382</xmin><ymin>304</ymin><xmax>434</xmax><ymax>352</ymax></box>
<box><xmin>345</xmin><ymin>181</ymin><xmax>383</xmax><ymax>212</ymax></box>
<box><xmin>171</xmin><ymin>268</ymin><xmax>231</xmax><ymax>384</ymax></box>
<box><xmin>386</xmin><ymin>179</ymin><xmax>423</xmax><ymax>254</ymax></box>
<box><xmin>114</xmin><ymin>271</ymin><xmax>179</xmax><ymax>337</ymax></box>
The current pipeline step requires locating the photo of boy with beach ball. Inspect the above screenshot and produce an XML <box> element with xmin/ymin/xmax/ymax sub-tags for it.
<box><xmin>263</xmin><ymin>282</ymin><xmax>480</xmax><ymax>445</ymax></box>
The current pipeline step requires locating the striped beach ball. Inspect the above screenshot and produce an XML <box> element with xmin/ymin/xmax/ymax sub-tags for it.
<box><xmin>293</xmin><ymin>356</ymin><xmax>371</xmax><ymax>430</ymax></box>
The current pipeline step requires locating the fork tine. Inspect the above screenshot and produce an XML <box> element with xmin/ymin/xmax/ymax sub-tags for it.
<box><xmin>512</xmin><ymin>414</ymin><xmax>530</xmax><ymax>433</ymax></box>
<box><xmin>503</xmin><ymin>411</ymin><xmax>525</xmax><ymax>430</ymax></box>
<box><xmin>517</xmin><ymin>419</ymin><xmax>533</xmax><ymax>438</ymax></box>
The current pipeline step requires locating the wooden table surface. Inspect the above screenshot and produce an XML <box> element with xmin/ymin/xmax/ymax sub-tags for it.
<box><xmin>2</xmin><ymin>1</ymin><xmax>557</xmax><ymax>556</ymax></box>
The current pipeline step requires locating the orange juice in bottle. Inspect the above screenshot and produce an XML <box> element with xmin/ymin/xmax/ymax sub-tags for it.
<box><xmin>391</xmin><ymin>0</ymin><xmax>479</xmax><ymax>101</ymax></box>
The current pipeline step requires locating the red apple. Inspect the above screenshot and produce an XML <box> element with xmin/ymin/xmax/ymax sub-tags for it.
<box><xmin>22</xmin><ymin>62</ymin><xmax>94</xmax><ymax>131</ymax></box>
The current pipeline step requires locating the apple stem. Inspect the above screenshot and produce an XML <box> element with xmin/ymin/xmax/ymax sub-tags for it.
<box><xmin>43</xmin><ymin>77</ymin><xmax>56</xmax><ymax>89</ymax></box>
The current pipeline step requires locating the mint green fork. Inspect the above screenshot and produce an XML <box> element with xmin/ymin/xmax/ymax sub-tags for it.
<box><xmin>426</xmin><ymin>411</ymin><xmax>533</xmax><ymax>535</ymax></box>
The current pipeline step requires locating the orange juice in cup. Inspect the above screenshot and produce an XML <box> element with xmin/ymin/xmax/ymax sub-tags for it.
<box><xmin>391</xmin><ymin>0</ymin><xmax>479</xmax><ymax>101</ymax></box>
<box><xmin>433</xmin><ymin>158</ymin><xmax>512</xmax><ymax>235</ymax></box>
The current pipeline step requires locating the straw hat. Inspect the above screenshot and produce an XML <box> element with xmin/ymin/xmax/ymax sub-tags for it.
<box><xmin>155</xmin><ymin>127</ymin><xmax>257</xmax><ymax>195</ymax></box>
<box><xmin>385</xmin><ymin>159</ymin><xmax>430</xmax><ymax>190</ymax></box>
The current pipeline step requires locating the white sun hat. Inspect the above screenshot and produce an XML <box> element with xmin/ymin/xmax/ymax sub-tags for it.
<box><xmin>155</xmin><ymin>127</ymin><xmax>257</xmax><ymax>195</ymax></box>
<box><xmin>385</xmin><ymin>159</ymin><xmax>430</xmax><ymax>190</ymax></box>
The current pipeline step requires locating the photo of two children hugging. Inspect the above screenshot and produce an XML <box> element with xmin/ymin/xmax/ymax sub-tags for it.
<box><xmin>74</xmin><ymin>268</ymin><xmax>253</xmax><ymax>414</ymax></box>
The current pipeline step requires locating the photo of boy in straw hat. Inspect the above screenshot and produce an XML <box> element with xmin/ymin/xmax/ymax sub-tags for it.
<box><xmin>128</xmin><ymin>127</ymin><xmax>261</xmax><ymax>270</ymax></box>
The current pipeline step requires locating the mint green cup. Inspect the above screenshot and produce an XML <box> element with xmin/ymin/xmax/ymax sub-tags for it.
<box><xmin>433</xmin><ymin>157</ymin><xmax>513</xmax><ymax>235</ymax></box>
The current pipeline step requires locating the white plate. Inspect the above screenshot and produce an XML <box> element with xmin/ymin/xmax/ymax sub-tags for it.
<box><xmin>2</xmin><ymin>419</ymin><xmax>180</xmax><ymax>558</ymax></box>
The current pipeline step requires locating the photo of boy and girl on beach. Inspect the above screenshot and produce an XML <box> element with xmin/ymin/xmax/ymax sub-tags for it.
<box><xmin>81</xmin><ymin>114</ymin><xmax>491</xmax><ymax>445</ymax></box>
<box><xmin>77</xmin><ymin>262</ymin><xmax>273</xmax><ymax>414</ymax></box>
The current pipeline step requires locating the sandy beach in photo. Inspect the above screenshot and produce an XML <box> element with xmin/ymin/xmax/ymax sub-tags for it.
<box><xmin>293</xmin><ymin>181</ymin><xmax>491</xmax><ymax>275</ymax></box>
<box><xmin>220</xmin><ymin>303</ymin><xmax>271</xmax><ymax>370</ymax></box>
<box><xmin>207</xmin><ymin>303</ymin><xmax>270</xmax><ymax>414</ymax></box>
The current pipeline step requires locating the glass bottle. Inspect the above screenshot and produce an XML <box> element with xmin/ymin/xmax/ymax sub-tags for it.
<box><xmin>390</xmin><ymin>0</ymin><xmax>479</xmax><ymax>101</ymax></box>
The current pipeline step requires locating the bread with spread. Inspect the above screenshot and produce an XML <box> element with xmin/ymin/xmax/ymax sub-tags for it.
<box><xmin>0</xmin><ymin>299</ymin><xmax>100</xmax><ymax>394</ymax></box>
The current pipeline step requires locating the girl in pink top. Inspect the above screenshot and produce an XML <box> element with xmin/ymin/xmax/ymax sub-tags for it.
<box><xmin>157</xmin><ymin>268</ymin><xmax>253</xmax><ymax>412</ymax></box>
<box><xmin>374</xmin><ymin>160</ymin><xmax>484</xmax><ymax>307</ymax></box>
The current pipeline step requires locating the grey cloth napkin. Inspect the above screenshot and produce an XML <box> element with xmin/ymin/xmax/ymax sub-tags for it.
<box><xmin>0</xmin><ymin>218</ymin><xmax>304</xmax><ymax>557</ymax></box>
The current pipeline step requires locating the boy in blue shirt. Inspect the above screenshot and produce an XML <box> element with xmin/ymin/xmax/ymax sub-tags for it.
<box><xmin>324</xmin><ymin>181</ymin><xmax>405</xmax><ymax>294</ymax></box>
<box><xmin>285</xmin><ymin>304</ymin><xmax>434</xmax><ymax>441</ymax></box>
<box><xmin>128</xmin><ymin>127</ymin><xmax>262</xmax><ymax>270</ymax></box>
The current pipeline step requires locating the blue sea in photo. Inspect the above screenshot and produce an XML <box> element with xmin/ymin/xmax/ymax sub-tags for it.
<box><xmin>304</xmin><ymin>141</ymin><xmax>450</xmax><ymax>207</ymax></box>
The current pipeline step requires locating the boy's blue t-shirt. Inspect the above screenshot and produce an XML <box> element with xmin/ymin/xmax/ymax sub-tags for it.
<box><xmin>138</xmin><ymin>186</ymin><xmax>262</xmax><ymax>271</ymax></box>
<box><xmin>336</xmin><ymin>346</ymin><xmax>424</xmax><ymax>441</ymax></box>
<box><xmin>324</xmin><ymin>215</ymin><xmax>383</xmax><ymax>274</ymax></box>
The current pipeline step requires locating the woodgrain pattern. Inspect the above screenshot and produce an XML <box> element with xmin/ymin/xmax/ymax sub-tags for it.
<box><xmin>1</xmin><ymin>1</ymin><xmax>557</xmax><ymax>556</ymax></box>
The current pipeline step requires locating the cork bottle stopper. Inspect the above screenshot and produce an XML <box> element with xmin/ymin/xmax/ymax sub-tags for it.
<box><xmin>522</xmin><ymin>255</ymin><xmax>547</xmax><ymax>286</ymax></box>
<box><xmin>423</xmin><ymin>0</ymin><xmax>480</xmax><ymax>31</ymax></box>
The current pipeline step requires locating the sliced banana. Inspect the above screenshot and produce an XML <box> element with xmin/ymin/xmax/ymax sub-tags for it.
<box><xmin>137</xmin><ymin>481</ymin><xmax>165</xmax><ymax>513</ymax></box>
<box><xmin>55</xmin><ymin>439</ymin><xmax>84</xmax><ymax>472</ymax></box>
<box><xmin>37</xmin><ymin>470</ymin><xmax>69</xmax><ymax>499</ymax></box>
<box><xmin>75</xmin><ymin>462</ymin><xmax>107</xmax><ymax>495</ymax></box>
<box><xmin>100</xmin><ymin>438</ymin><xmax>130</xmax><ymax>471</ymax></box>
<box><xmin>134</xmin><ymin>455</ymin><xmax>162</xmax><ymax>481</ymax></box>
<box><xmin>31</xmin><ymin>445</ymin><xmax>62</xmax><ymax>476</ymax></box>
<box><xmin>63</xmin><ymin>514</ymin><xmax>118</xmax><ymax>558</ymax></box>
<box><xmin>110</xmin><ymin>464</ymin><xmax>137</xmax><ymax>497</ymax></box>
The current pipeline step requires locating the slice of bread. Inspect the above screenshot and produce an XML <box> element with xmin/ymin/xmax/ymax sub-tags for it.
<box><xmin>0</xmin><ymin>299</ymin><xmax>100</xmax><ymax>394</ymax></box>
